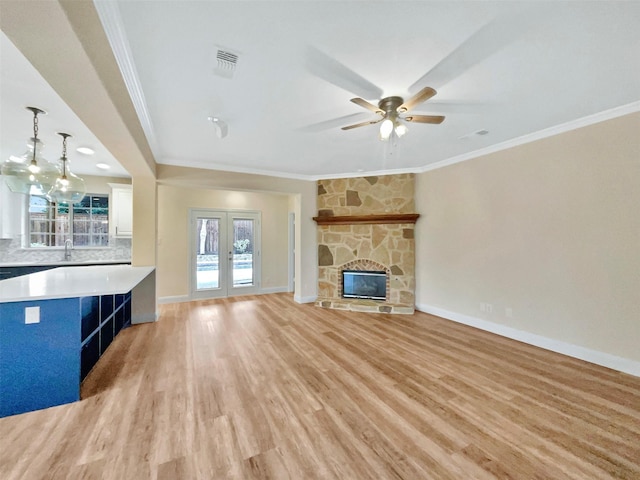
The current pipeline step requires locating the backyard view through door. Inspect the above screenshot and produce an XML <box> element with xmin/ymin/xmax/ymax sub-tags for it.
<box><xmin>190</xmin><ymin>210</ymin><xmax>260</xmax><ymax>298</ymax></box>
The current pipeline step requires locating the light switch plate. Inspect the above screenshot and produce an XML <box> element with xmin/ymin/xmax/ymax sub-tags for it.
<box><xmin>25</xmin><ymin>306</ymin><xmax>40</xmax><ymax>324</ymax></box>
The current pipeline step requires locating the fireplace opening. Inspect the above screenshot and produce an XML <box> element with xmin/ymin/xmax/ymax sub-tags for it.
<box><xmin>342</xmin><ymin>270</ymin><xmax>387</xmax><ymax>300</ymax></box>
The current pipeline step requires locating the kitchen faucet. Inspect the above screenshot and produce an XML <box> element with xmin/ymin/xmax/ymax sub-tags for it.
<box><xmin>64</xmin><ymin>239</ymin><xmax>73</xmax><ymax>261</ymax></box>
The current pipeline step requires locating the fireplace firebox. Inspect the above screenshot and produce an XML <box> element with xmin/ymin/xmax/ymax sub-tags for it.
<box><xmin>342</xmin><ymin>270</ymin><xmax>387</xmax><ymax>300</ymax></box>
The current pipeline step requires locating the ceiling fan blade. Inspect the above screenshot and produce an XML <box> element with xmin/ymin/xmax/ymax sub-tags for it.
<box><xmin>409</xmin><ymin>8</ymin><xmax>537</xmax><ymax>92</ymax></box>
<box><xmin>404</xmin><ymin>115</ymin><xmax>445</xmax><ymax>124</ymax></box>
<box><xmin>397</xmin><ymin>86</ymin><xmax>437</xmax><ymax>113</ymax></box>
<box><xmin>298</xmin><ymin>113</ymin><xmax>369</xmax><ymax>132</ymax></box>
<box><xmin>305</xmin><ymin>46</ymin><xmax>383</xmax><ymax>98</ymax></box>
<box><xmin>341</xmin><ymin>118</ymin><xmax>383</xmax><ymax>130</ymax></box>
<box><xmin>350</xmin><ymin>98</ymin><xmax>383</xmax><ymax>114</ymax></box>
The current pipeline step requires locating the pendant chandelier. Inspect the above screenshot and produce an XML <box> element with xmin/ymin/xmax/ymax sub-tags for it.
<box><xmin>1</xmin><ymin>107</ymin><xmax>59</xmax><ymax>196</ymax></box>
<box><xmin>47</xmin><ymin>133</ymin><xmax>86</xmax><ymax>204</ymax></box>
<box><xmin>2</xmin><ymin>107</ymin><xmax>86</xmax><ymax>203</ymax></box>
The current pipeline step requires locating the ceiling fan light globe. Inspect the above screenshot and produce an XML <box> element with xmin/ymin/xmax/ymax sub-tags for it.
<box><xmin>395</xmin><ymin>122</ymin><xmax>408</xmax><ymax>137</ymax></box>
<box><xmin>379</xmin><ymin>119</ymin><xmax>393</xmax><ymax>141</ymax></box>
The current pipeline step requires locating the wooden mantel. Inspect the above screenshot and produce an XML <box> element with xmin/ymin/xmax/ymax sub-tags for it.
<box><xmin>313</xmin><ymin>213</ymin><xmax>420</xmax><ymax>225</ymax></box>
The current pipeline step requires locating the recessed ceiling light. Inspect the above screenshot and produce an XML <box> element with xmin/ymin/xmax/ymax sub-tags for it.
<box><xmin>96</xmin><ymin>163</ymin><xmax>110</xmax><ymax>170</ymax></box>
<box><xmin>76</xmin><ymin>146</ymin><xmax>95</xmax><ymax>155</ymax></box>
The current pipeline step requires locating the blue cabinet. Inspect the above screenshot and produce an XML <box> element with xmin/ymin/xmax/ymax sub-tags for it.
<box><xmin>0</xmin><ymin>292</ymin><xmax>132</xmax><ymax>417</ymax></box>
<box><xmin>80</xmin><ymin>292</ymin><xmax>131</xmax><ymax>381</ymax></box>
<box><xmin>0</xmin><ymin>298</ymin><xmax>81</xmax><ymax>417</ymax></box>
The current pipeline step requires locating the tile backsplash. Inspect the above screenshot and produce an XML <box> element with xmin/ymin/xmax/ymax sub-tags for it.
<box><xmin>0</xmin><ymin>236</ymin><xmax>132</xmax><ymax>265</ymax></box>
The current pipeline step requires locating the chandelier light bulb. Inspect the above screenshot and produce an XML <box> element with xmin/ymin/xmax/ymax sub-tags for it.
<box><xmin>47</xmin><ymin>133</ymin><xmax>86</xmax><ymax>204</ymax></box>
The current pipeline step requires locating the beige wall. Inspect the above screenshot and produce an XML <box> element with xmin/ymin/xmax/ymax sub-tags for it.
<box><xmin>83</xmin><ymin>175</ymin><xmax>131</xmax><ymax>195</ymax></box>
<box><xmin>157</xmin><ymin>165</ymin><xmax>317</xmax><ymax>302</ymax></box>
<box><xmin>415</xmin><ymin>112</ymin><xmax>640</xmax><ymax>362</ymax></box>
<box><xmin>157</xmin><ymin>184</ymin><xmax>290</xmax><ymax>299</ymax></box>
<box><xmin>132</xmin><ymin>176</ymin><xmax>157</xmax><ymax>267</ymax></box>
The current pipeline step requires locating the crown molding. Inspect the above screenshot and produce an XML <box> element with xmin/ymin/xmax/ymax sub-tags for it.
<box><xmin>419</xmin><ymin>101</ymin><xmax>640</xmax><ymax>173</ymax></box>
<box><xmin>93</xmin><ymin>0</ymin><xmax>159</xmax><ymax>159</ymax></box>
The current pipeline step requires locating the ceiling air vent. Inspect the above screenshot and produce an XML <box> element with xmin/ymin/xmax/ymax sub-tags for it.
<box><xmin>214</xmin><ymin>49</ymin><xmax>239</xmax><ymax>78</ymax></box>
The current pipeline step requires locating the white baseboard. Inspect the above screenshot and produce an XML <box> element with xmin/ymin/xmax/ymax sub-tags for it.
<box><xmin>132</xmin><ymin>312</ymin><xmax>158</xmax><ymax>324</ymax></box>
<box><xmin>294</xmin><ymin>295</ymin><xmax>317</xmax><ymax>304</ymax></box>
<box><xmin>261</xmin><ymin>286</ymin><xmax>289</xmax><ymax>294</ymax></box>
<box><xmin>416</xmin><ymin>303</ymin><xmax>640</xmax><ymax>378</ymax></box>
<box><xmin>158</xmin><ymin>295</ymin><xmax>190</xmax><ymax>304</ymax></box>
<box><xmin>159</xmin><ymin>288</ymin><xmax>288</xmax><ymax>304</ymax></box>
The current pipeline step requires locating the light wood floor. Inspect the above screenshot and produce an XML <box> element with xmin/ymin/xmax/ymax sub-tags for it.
<box><xmin>1</xmin><ymin>293</ymin><xmax>639</xmax><ymax>479</ymax></box>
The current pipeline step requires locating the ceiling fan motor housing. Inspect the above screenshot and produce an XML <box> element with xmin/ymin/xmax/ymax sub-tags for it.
<box><xmin>379</xmin><ymin>96</ymin><xmax>404</xmax><ymax>117</ymax></box>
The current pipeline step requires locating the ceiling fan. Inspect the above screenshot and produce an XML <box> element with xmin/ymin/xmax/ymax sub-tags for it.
<box><xmin>342</xmin><ymin>86</ymin><xmax>445</xmax><ymax>141</ymax></box>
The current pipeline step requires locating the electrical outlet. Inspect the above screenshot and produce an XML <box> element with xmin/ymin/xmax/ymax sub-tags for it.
<box><xmin>485</xmin><ymin>304</ymin><xmax>493</xmax><ymax>313</ymax></box>
<box><xmin>480</xmin><ymin>303</ymin><xmax>486</xmax><ymax>312</ymax></box>
<box><xmin>25</xmin><ymin>306</ymin><xmax>40</xmax><ymax>324</ymax></box>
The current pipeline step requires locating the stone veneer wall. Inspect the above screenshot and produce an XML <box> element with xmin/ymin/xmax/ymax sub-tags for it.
<box><xmin>316</xmin><ymin>174</ymin><xmax>416</xmax><ymax>314</ymax></box>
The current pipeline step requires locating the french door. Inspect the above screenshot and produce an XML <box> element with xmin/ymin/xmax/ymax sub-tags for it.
<box><xmin>190</xmin><ymin>209</ymin><xmax>261</xmax><ymax>299</ymax></box>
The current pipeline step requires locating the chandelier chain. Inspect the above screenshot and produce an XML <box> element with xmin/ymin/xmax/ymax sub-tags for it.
<box><xmin>32</xmin><ymin>111</ymin><xmax>39</xmax><ymax>163</ymax></box>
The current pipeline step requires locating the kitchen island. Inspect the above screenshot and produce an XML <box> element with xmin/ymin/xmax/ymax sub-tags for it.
<box><xmin>0</xmin><ymin>265</ymin><xmax>156</xmax><ymax>417</ymax></box>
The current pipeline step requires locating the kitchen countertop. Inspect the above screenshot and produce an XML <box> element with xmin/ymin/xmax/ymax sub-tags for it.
<box><xmin>0</xmin><ymin>265</ymin><xmax>154</xmax><ymax>303</ymax></box>
<box><xmin>0</xmin><ymin>260</ymin><xmax>131</xmax><ymax>268</ymax></box>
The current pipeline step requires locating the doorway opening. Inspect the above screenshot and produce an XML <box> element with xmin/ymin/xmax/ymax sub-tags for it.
<box><xmin>190</xmin><ymin>209</ymin><xmax>261</xmax><ymax>299</ymax></box>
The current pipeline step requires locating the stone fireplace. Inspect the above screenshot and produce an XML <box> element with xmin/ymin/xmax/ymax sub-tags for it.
<box><xmin>314</xmin><ymin>174</ymin><xmax>417</xmax><ymax>314</ymax></box>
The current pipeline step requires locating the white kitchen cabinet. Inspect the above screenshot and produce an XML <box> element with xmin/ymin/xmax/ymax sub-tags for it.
<box><xmin>109</xmin><ymin>184</ymin><xmax>133</xmax><ymax>237</ymax></box>
<box><xmin>0</xmin><ymin>177</ymin><xmax>24</xmax><ymax>239</ymax></box>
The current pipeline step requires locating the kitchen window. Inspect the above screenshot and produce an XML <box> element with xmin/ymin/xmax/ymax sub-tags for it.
<box><xmin>28</xmin><ymin>194</ymin><xmax>109</xmax><ymax>247</ymax></box>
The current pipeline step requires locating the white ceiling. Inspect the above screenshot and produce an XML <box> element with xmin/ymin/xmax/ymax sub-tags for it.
<box><xmin>0</xmin><ymin>31</ymin><xmax>129</xmax><ymax>178</ymax></box>
<box><xmin>3</xmin><ymin>2</ymin><xmax>640</xmax><ymax>181</ymax></box>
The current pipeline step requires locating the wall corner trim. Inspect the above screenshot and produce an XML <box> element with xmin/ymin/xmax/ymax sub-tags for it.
<box><xmin>416</xmin><ymin>303</ymin><xmax>640</xmax><ymax>378</ymax></box>
<box><xmin>294</xmin><ymin>295</ymin><xmax>317</xmax><ymax>304</ymax></box>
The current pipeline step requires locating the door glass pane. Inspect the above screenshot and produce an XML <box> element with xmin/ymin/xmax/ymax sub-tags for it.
<box><xmin>232</xmin><ymin>219</ymin><xmax>254</xmax><ymax>287</ymax></box>
<box><xmin>196</xmin><ymin>217</ymin><xmax>220</xmax><ymax>290</ymax></box>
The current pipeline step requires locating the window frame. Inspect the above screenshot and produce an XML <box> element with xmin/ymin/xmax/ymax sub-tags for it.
<box><xmin>27</xmin><ymin>193</ymin><xmax>110</xmax><ymax>248</ymax></box>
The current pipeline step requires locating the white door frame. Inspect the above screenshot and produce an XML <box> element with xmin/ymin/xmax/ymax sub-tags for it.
<box><xmin>288</xmin><ymin>212</ymin><xmax>295</xmax><ymax>292</ymax></box>
<box><xmin>189</xmin><ymin>209</ymin><xmax>261</xmax><ymax>300</ymax></box>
